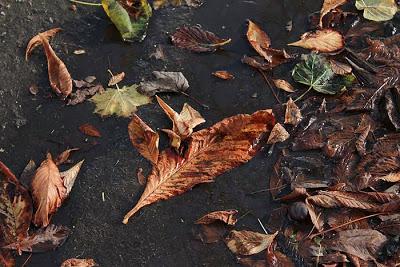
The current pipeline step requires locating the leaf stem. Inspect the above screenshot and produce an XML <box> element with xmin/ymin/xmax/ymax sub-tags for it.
<box><xmin>69</xmin><ymin>0</ymin><xmax>102</xmax><ymax>6</ymax></box>
<box><xmin>293</xmin><ymin>85</ymin><xmax>313</xmax><ymax>103</ymax></box>
<box><xmin>258</xmin><ymin>70</ymin><xmax>281</xmax><ymax>104</ymax></box>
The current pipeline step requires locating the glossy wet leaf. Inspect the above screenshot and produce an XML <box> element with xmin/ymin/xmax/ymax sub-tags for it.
<box><xmin>225</xmin><ymin>230</ymin><xmax>278</xmax><ymax>256</ymax></box>
<box><xmin>128</xmin><ymin>114</ymin><xmax>159</xmax><ymax>165</ymax></box>
<box><xmin>138</xmin><ymin>71</ymin><xmax>189</xmax><ymax>96</ymax></box>
<box><xmin>320</xmin><ymin>0</ymin><xmax>348</xmax><ymax>27</ymax></box>
<box><xmin>123</xmin><ymin>110</ymin><xmax>275</xmax><ymax>223</ymax></box>
<box><xmin>25</xmin><ymin>28</ymin><xmax>61</xmax><ymax>61</ymax></box>
<box><xmin>3</xmin><ymin>225</ymin><xmax>70</xmax><ymax>253</ymax></box>
<box><xmin>90</xmin><ymin>84</ymin><xmax>151</xmax><ymax>117</ymax></box>
<box><xmin>79</xmin><ymin>123</ymin><xmax>102</xmax><ymax>138</ymax></box>
<box><xmin>195</xmin><ymin>210</ymin><xmax>238</xmax><ymax>226</ymax></box>
<box><xmin>355</xmin><ymin>0</ymin><xmax>398</xmax><ymax>22</ymax></box>
<box><xmin>171</xmin><ymin>26</ymin><xmax>231</xmax><ymax>53</ymax></box>
<box><xmin>267</xmin><ymin>123</ymin><xmax>290</xmax><ymax>144</ymax></box>
<box><xmin>153</xmin><ymin>0</ymin><xmax>203</xmax><ymax>9</ymax></box>
<box><xmin>289</xmin><ymin>29</ymin><xmax>344</xmax><ymax>53</ymax></box>
<box><xmin>61</xmin><ymin>258</ymin><xmax>97</xmax><ymax>267</ymax></box>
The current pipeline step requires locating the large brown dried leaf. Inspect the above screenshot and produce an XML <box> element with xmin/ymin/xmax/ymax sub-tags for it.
<box><xmin>123</xmin><ymin>110</ymin><xmax>275</xmax><ymax>223</ymax></box>
<box><xmin>195</xmin><ymin>210</ymin><xmax>238</xmax><ymax>226</ymax></box>
<box><xmin>171</xmin><ymin>26</ymin><xmax>231</xmax><ymax>53</ymax></box>
<box><xmin>31</xmin><ymin>154</ymin><xmax>66</xmax><ymax>227</ymax></box>
<box><xmin>319</xmin><ymin>0</ymin><xmax>348</xmax><ymax>28</ymax></box>
<box><xmin>246</xmin><ymin>20</ymin><xmax>271</xmax><ymax>59</ymax></box>
<box><xmin>25</xmin><ymin>28</ymin><xmax>61</xmax><ymax>61</ymax></box>
<box><xmin>325</xmin><ymin>229</ymin><xmax>387</xmax><ymax>261</ymax></box>
<box><xmin>225</xmin><ymin>230</ymin><xmax>278</xmax><ymax>256</ymax></box>
<box><xmin>128</xmin><ymin>114</ymin><xmax>159</xmax><ymax>165</ymax></box>
<box><xmin>288</xmin><ymin>29</ymin><xmax>344</xmax><ymax>53</ymax></box>
<box><xmin>61</xmin><ymin>258</ymin><xmax>97</xmax><ymax>267</ymax></box>
<box><xmin>3</xmin><ymin>224</ymin><xmax>70</xmax><ymax>253</ymax></box>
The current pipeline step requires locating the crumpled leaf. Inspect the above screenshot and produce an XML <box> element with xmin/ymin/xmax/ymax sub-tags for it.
<box><xmin>273</xmin><ymin>79</ymin><xmax>295</xmax><ymax>93</ymax></box>
<box><xmin>292</xmin><ymin>53</ymin><xmax>353</xmax><ymax>95</ymax></box>
<box><xmin>212</xmin><ymin>70</ymin><xmax>234</xmax><ymax>80</ymax></box>
<box><xmin>90</xmin><ymin>84</ymin><xmax>151</xmax><ymax>117</ymax></box>
<box><xmin>102</xmin><ymin>0</ymin><xmax>152</xmax><ymax>42</ymax></box>
<box><xmin>320</xmin><ymin>0</ymin><xmax>348</xmax><ymax>27</ymax></box>
<box><xmin>225</xmin><ymin>230</ymin><xmax>278</xmax><ymax>256</ymax></box>
<box><xmin>171</xmin><ymin>26</ymin><xmax>231</xmax><ymax>53</ymax></box>
<box><xmin>128</xmin><ymin>114</ymin><xmax>159</xmax><ymax>165</ymax></box>
<box><xmin>355</xmin><ymin>0</ymin><xmax>398</xmax><ymax>22</ymax></box>
<box><xmin>108</xmin><ymin>71</ymin><xmax>125</xmax><ymax>86</ymax></box>
<box><xmin>25</xmin><ymin>28</ymin><xmax>61</xmax><ymax>61</ymax></box>
<box><xmin>60</xmin><ymin>160</ymin><xmax>85</xmax><ymax>196</ymax></box>
<box><xmin>289</xmin><ymin>29</ymin><xmax>344</xmax><ymax>53</ymax></box>
<box><xmin>195</xmin><ymin>210</ymin><xmax>238</xmax><ymax>226</ymax></box>
<box><xmin>3</xmin><ymin>225</ymin><xmax>70</xmax><ymax>253</ymax></box>
<box><xmin>267</xmin><ymin>123</ymin><xmax>290</xmax><ymax>144</ymax></box>
<box><xmin>161</xmin><ymin>129</ymin><xmax>181</xmax><ymax>150</ymax></box>
<box><xmin>138</xmin><ymin>71</ymin><xmax>189</xmax><ymax>96</ymax></box>
<box><xmin>61</xmin><ymin>258</ymin><xmax>97</xmax><ymax>267</ymax></box>
<box><xmin>123</xmin><ymin>110</ymin><xmax>275</xmax><ymax>223</ymax></box>
<box><xmin>284</xmin><ymin>98</ymin><xmax>303</xmax><ymax>126</ymax></box>
<box><xmin>325</xmin><ymin>229</ymin><xmax>387</xmax><ymax>261</ymax></box>
<box><xmin>153</xmin><ymin>0</ymin><xmax>203</xmax><ymax>9</ymax></box>
<box><xmin>79</xmin><ymin>123</ymin><xmax>102</xmax><ymax>138</ymax></box>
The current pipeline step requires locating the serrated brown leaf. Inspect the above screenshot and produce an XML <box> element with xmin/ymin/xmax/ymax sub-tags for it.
<box><xmin>195</xmin><ymin>210</ymin><xmax>238</xmax><ymax>226</ymax></box>
<box><xmin>108</xmin><ymin>72</ymin><xmax>125</xmax><ymax>86</ymax></box>
<box><xmin>284</xmin><ymin>98</ymin><xmax>303</xmax><ymax>126</ymax></box>
<box><xmin>60</xmin><ymin>160</ymin><xmax>84</xmax><ymax>195</ymax></box>
<box><xmin>31</xmin><ymin>154</ymin><xmax>66</xmax><ymax>227</ymax></box>
<box><xmin>3</xmin><ymin>224</ymin><xmax>70</xmax><ymax>253</ymax></box>
<box><xmin>273</xmin><ymin>79</ymin><xmax>295</xmax><ymax>93</ymax></box>
<box><xmin>225</xmin><ymin>230</ymin><xmax>278</xmax><ymax>256</ymax></box>
<box><xmin>212</xmin><ymin>70</ymin><xmax>234</xmax><ymax>80</ymax></box>
<box><xmin>55</xmin><ymin>148</ymin><xmax>80</xmax><ymax>166</ymax></box>
<box><xmin>267</xmin><ymin>123</ymin><xmax>290</xmax><ymax>144</ymax></box>
<box><xmin>171</xmin><ymin>26</ymin><xmax>231</xmax><ymax>53</ymax></box>
<box><xmin>128</xmin><ymin>114</ymin><xmax>159</xmax><ymax>165</ymax></box>
<box><xmin>123</xmin><ymin>110</ymin><xmax>275</xmax><ymax>223</ymax></box>
<box><xmin>61</xmin><ymin>258</ymin><xmax>97</xmax><ymax>267</ymax></box>
<box><xmin>319</xmin><ymin>0</ymin><xmax>348</xmax><ymax>28</ymax></box>
<box><xmin>25</xmin><ymin>28</ymin><xmax>61</xmax><ymax>61</ymax></box>
<box><xmin>288</xmin><ymin>29</ymin><xmax>344</xmax><ymax>53</ymax></box>
<box><xmin>79</xmin><ymin>123</ymin><xmax>101</xmax><ymax>138</ymax></box>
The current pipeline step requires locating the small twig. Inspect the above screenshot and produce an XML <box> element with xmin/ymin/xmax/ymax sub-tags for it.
<box><xmin>257</xmin><ymin>218</ymin><xmax>269</xmax><ymax>234</ymax></box>
<box><xmin>21</xmin><ymin>254</ymin><xmax>32</xmax><ymax>267</ymax></box>
<box><xmin>180</xmin><ymin>91</ymin><xmax>209</xmax><ymax>110</ymax></box>
<box><xmin>248</xmin><ymin>184</ymin><xmax>287</xmax><ymax>195</ymax></box>
<box><xmin>69</xmin><ymin>0</ymin><xmax>102</xmax><ymax>6</ymax></box>
<box><xmin>258</xmin><ymin>70</ymin><xmax>281</xmax><ymax>104</ymax></box>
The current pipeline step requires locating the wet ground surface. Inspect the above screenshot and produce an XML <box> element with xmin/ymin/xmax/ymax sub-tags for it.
<box><xmin>0</xmin><ymin>0</ymin><xmax>321</xmax><ymax>266</ymax></box>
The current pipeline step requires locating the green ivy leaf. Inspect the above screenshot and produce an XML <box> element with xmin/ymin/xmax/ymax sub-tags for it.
<box><xmin>355</xmin><ymin>0</ymin><xmax>398</xmax><ymax>22</ymax></box>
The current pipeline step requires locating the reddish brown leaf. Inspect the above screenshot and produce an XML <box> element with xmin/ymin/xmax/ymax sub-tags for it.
<box><xmin>108</xmin><ymin>72</ymin><xmax>125</xmax><ymax>86</ymax></box>
<box><xmin>171</xmin><ymin>26</ymin><xmax>231</xmax><ymax>53</ymax></box>
<box><xmin>123</xmin><ymin>110</ymin><xmax>275</xmax><ymax>223</ymax></box>
<box><xmin>273</xmin><ymin>79</ymin><xmax>295</xmax><ymax>93</ymax></box>
<box><xmin>319</xmin><ymin>0</ymin><xmax>348</xmax><ymax>28</ymax></box>
<box><xmin>284</xmin><ymin>98</ymin><xmax>303</xmax><ymax>126</ymax></box>
<box><xmin>25</xmin><ymin>28</ymin><xmax>61</xmax><ymax>61</ymax></box>
<box><xmin>195</xmin><ymin>210</ymin><xmax>238</xmax><ymax>226</ymax></box>
<box><xmin>212</xmin><ymin>70</ymin><xmax>234</xmax><ymax>80</ymax></box>
<box><xmin>267</xmin><ymin>123</ymin><xmax>290</xmax><ymax>144</ymax></box>
<box><xmin>225</xmin><ymin>230</ymin><xmax>278</xmax><ymax>256</ymax></box>
<box><xmin>55</xmin><ymin>148</ymin><xmax>80</xmax><ymax>165</ymax></box>
<box><xmin>288</xmin><ymin>29</ymin><xmax>344</xmax><ymax>53</ymax></box>
<box><xmin>61</xmin><ymin>258</ymin><xmax>97</xmax><ymax>267</ymax></box>
<box><xmin>79</xmin><ymin>123</ymin><xmax>102</xmax><ymax>138</ymax></box>
<box><xmin>3</xmin><ymin>225</ymin><xmax>70</xmax><ymax>253</ymax></box>
<box><xmin>128</xmin><ymin>114</ymin><xmax>159</xmax><ymax>165</ymax></box>
<box><xmin>246</xmin><ymin>20</ymin><xmax>271</xmax><ymax>59</ymax></box>
<box><xmin>31</xmin><ymin>154</ymin><xmax>66</xmax><ymax>227</ymax></box>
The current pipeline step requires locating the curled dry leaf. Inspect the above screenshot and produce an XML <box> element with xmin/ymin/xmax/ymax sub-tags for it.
<box><xmin>138</xmin><ymin>71</ymin><xmax>189</xmax><ymax>96</ymax></box>
<box><xmin>195</xmin><ymin>210</ymin><xmax>238</xmax><ymax>226</ymax></box>
<box><xmin>288</xmin><ymin>29</ymin><xmax>344</xmax><ymax>53</ymax></box>
<box><xmin>79</xmin><ymin>123</ymin><xmax>101</xmax><ymax>138</ymax></box>
<box><xmin>171</xmin><ymin>26</ymin><xmax>231</xmax><ymax>53</ymax></box>
<box><xmin>3</xmin><ymin>224</ymin><xmax>70</xmax><ymax>253</ymax></box>
<box><xmin>61</xmin><ymin>258</ymin><xmax>97</xmax><ymax>267</ymax></box>
<box><xmin>267</xmin><ymin>123</ymin><xmax>290</xmax><ymax>144</ymax></box>
<box><xmin>284</xmin><ymin>98</ymin><xmax>303</xmax><ymax>126</ymax></box>
<box><xmin>319</xmin><ymin>0</ymin><xmax>347</xmax><ymax>28</ymax></box>
<box><xmin>25</xmin><ymin>28</ymin><xmax>61</xmax><ymax>61</ymax></box>
<box><xmin>60</xmin><ymin>160</ymin><xmax>84</xmax><ymax>195</ymax></box>
<box><xmin>212</xmin><ymin>70</ymin><xmax>234</xmax><ymax>80</ymax></box>
<box><xmin>225</xmin><ymin>230</ymin><xmax>278</xmax><ymax>256</ymax></box>
<box><xmin>153</xmin><ymin>0</ymin><xmax>203</xmax><ymax>9</ymax></box>
<box><xmin>55</xmin><ymin>148</ymin><xmax>79</xmax><ymax>166</ymax></box>
<box><xmin>108</xmin><ymin>72</ymin><xmax>125</xmax><ymax>86</ymax></box>
<box><xmin>123</xmin><ymin>110</ymin><xmax>275</xmax><ymax>223</ymax></box>
<box><xmin>128</xmin><ymin>114</ymin><xmax>159</xmax><ymax>165</ymax></box>
<box><xmin>161</xmin><ymin>129</ymin><xmax>181</xmax><ymax>150</ymax></box>
<box><xmin>273</xmin><ymin>79</ymin><xmax>295</xmax><ymax>93</ymax></box>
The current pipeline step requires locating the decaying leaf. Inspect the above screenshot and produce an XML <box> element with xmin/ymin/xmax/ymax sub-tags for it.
<box><xmin>212</xmin><ymin>70</ymin><xmax>234</xmax><ymax>80</ymax></box>
<box><xmin>67</xmin><ymin>84</ymin><xmax>104</xmax><ymax>106</ymax></box>
<box><xmin>90</xmin><ymin>84</ymin><xmax>151</xmax><ymax>117</ymax></box>
<box><xmin>267</xmin><ymin>123</ymin><xmax>290</xmax><ymax>144</ymax></box>
<box><xmin>138</xmin><ymin>71</ymin><xmax>189</xmax><ymax>96</ymax></box>
<box><xmin>3</xmin><ymin>224</ymin><xmax>70</xmax><ymax>253</ymax></box>
<box><xmin>25</xmin><ymin>28</ymin><xmax>61</xmax><ymax>61</ymax></box>
<box><xmin>241</xmin><ymin>55</ymin><xmax>272</xmax><ymax>71</ymax></box>
<box><xmin>55</xmin><ymin>148</ymin><xmax>79</xmax><ymax>166</ymax></box>
<box><xmin>288</xmin><ymin>29</ymin><xmax>344</xmax><ymax>53</ymax></box>
<box><xmin>128</xmin><ymin>114</ymin><xmax>159</xmax><ymax>165</ymax></box>
<box><xmin>171</xmin><ymin>26</ymin><xmax>231</xmax><ymax>53</ymax></box>
<box><xmin>273</xmin><ymin>79</ymin><xmax>295</xmax><ymax>93</ymax></box>
<box><xmin>31</xmin><ymin>154</ymin><xmax>65</xmax><ymax>227</ymax></box>
<box><xmin>355</xmin><ymin>0</ymin><xmax>398</xmax><ymax>22</ymax></box>
<box><xmin>195</xmin><ymin>210</ymin><xmax>238</xmax><ymax>226</ymax></box>
<box><xmin>60</xmin><ymin>160</ymin><xmax>84</xmax><ymax>195</ymax></box>
<box><xmin>284</xmin><ymin>98</ymin><xmax>303</xmax><ymax>126</ymax></box>
<box><xmin>319</xmin><ymin>0</ymin><xmax>348</xmax><ymax>27</ymax></box>
<box><xmin>79</xmin><ymin>123</ymin><xmax>101</xmax><ymax>138</ymax></box>
<box><xmin>123</xmin><ymin>110</ymin><xmax>275</xmax><ymax>223</ymax></box>
<box><xmin>329</xmin><ymin>59</ymin><xmax>352</xmax><ymax>75</ymax></box>
<box><xmin>61</xmin><ymin>258</ymin><xmax>97</xmax><ymax>267</ymax></box>
<box><xmin>225</xmin><ymin>230</ymin><xmax>278</xmax><ymax>256</ymax></box>
<box><xmin>108</xmin><ymin>72</ymin><xmax>125</xmax><ymax>86</ymax></box>
<box><xmin>326</xmin><ymin>229</ymin><xmax>387</xmax><ymax>261</ymax></box>
<box><xmin>153</xmin><ymin>0</ymin><xmax>203</xmax><ymax>9</ymax></box>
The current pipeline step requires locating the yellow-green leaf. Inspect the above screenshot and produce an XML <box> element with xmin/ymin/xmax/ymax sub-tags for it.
<box><xmin>355</xmin><ymin>0</ymin><xmax>398</xmax><ymax>21</ymax></box>
<box><xmin>90</xmin><ymin>84</ymin><xmax>151</xmax><ymax>117</ymax></box>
